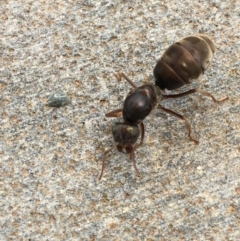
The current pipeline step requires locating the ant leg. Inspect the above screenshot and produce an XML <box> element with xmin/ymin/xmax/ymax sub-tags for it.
<box><xmin>195</xmin><ymin>89</ymin><xmax>228</xmax><ymax>102</ymax></box>
<box><xmin>114</xmin><ymin>72</ymin><xmax>138</xmax><ymax>89</ymax></box>
<box><xmin>130</xmin><ymin>149</ymin><xmax>141</xmax><ymax>177</ymax></box>
<box><xmin>134</xmin><ymin>122</ymin><xmax>145</xmax><ymax>150</ymax></box>
<box><xmin>99</xmin><ymin>143</ymin><xmax>118</xmax><ymax>180</ymax></box>
<box><xmin>158</xmin><ymin>105</ymin><xmax>199</xmax><ymax>145</ymax></box>
<box><xmin>163</xmin><ymin>89</ymin><xmax>228</xmax><ymax>103</ymax></box>
<box><xmin>105</xmin><ymin>108</ymin><xmax>122</xmax><ymax>117</ymax></box>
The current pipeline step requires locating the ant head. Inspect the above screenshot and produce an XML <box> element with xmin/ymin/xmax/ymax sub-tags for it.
<box><xmin>99</xmin><ymin>122</ymin><xmax>141</xmax><ymax>180</ymax></box>
<box><xmin>112</xmin><ymin>122</ymin><xmax>140</xmax><ymax>153</ymax></box>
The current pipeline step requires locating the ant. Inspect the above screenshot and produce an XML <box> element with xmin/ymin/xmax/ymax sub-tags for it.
<box><xmin>99</xmin><ymin>34</ymin><xmax>228</xmax><ymax>180</ymax></box>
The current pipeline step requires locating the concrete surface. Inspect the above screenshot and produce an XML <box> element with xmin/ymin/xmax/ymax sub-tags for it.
<box><xmin>1</xmin><ymin>0</ymin><xmax>240</xmax><ymax>240</ymax></box>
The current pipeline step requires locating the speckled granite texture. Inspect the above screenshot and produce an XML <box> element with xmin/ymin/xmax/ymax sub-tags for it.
<box><xmin>1</xmin><ymin>0</ymin><xmax>240</xmax><ymax>240</ymax></box>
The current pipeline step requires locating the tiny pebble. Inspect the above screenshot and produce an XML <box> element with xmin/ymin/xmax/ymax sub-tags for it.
<box><xmin>46</xmin><ymin>93</ymin><xmax>71</xmax><ymax>107</ymax></box>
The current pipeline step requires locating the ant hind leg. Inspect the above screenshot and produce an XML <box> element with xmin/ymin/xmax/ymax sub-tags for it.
<box><xmin>158</xmin><ymin>105</ymin><xmax>199</xmax><ymax>145</ymax></box>
<box><xmin>163</xmin><ymin>88</ymin><xmax>228</xmax><ymax>103</ymax></box>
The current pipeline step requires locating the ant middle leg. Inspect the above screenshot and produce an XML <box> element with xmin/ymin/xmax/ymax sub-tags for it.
<box><xmin>114</xmin><ymin>72</ymin><xmax>138</xmax><ymax>89</ymax></box>
<box><xmin>158</xmin><ymin>105</ymin><xmax>199</xmax><ymax>145</ymax></box>
<box><xmin>162</xmin><ymin>88</ymin><xmax>228</xmax><ymax>103</ymax></box>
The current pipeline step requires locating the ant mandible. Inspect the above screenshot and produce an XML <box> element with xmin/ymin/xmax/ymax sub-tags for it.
<box><xmin>99</xmin><ymin>34</ymin><xmax>228</xmax><ymax>180</ymax></box>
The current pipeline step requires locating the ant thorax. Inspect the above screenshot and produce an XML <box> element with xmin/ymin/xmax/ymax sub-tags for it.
<box><xmin>122</xmin><ymin>84</ymin><xmax>162</xmax><ymax>124</ymax></box>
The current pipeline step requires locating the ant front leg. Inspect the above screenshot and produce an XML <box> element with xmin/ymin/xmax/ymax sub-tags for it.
<box><xmin>158</xmin><ymin>105</ymin><xmax>199</xmax><ymax>145</ymax></box>
<box><xmin>130</xmin><ymin>148</ymin><xmax>141</xmax><ymax>177</ymax></box>
<box><xmin>130</xmin><ymin>122</ymin><xmax>145</xmax><ymax>178</ymax></box>
<box><xmin>162</xmin><ymin>89</ymin><xmax>228</xmax><ymax>103</ymax></box>
<box><xmin>114</xmin><ymin>72</ymin><xmax>138</xmax><ymax>89</ymax></box>
<box><xmin>99</xmin><ymin>143</ymin><xmax>118</xmax><ymax>180</ymax></box>
<box><xmin>133</xmin><ymin>122</ymin><xmax>145</xmax><ymax>150</ymax></box>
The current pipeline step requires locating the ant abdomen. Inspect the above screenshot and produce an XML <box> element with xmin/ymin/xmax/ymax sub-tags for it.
<box><xmin>154</xmin><ymin>34</ymin><xmax>215</xmax><ymax>90</ymax></box>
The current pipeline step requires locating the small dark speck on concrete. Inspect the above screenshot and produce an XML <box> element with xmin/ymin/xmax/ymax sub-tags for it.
<box><xmin>46</xmin><ymin>93</ymin><xmax>71</xmax><ymax>107</ymax></box>
<box><xmin>229</xmin><ymin>105</ymin><xmax>240</xmax><ymax>113</ymax></box>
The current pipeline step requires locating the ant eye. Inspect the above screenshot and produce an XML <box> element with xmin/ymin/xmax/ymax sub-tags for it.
<box><xmin>116</xmin><ymin>145</ymin><xmax>123</xmax><ymax>153</ymax></box>
<box><xmin>125</xmin><ymin>146</ymin><xmax>133</xmax><ymax>154</ymax></box>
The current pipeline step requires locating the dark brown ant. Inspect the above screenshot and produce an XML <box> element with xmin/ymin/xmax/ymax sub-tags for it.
<box><xmin>99</xmin><ymin>34</ymin><xmax>228</xmax><ymax>180</ymax></box>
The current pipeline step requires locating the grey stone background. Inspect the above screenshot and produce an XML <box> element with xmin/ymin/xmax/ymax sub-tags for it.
<box><xmin>1</xmin><ymin>0</ymin><xmax>239</xmax><ymax>240</ymax></box>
